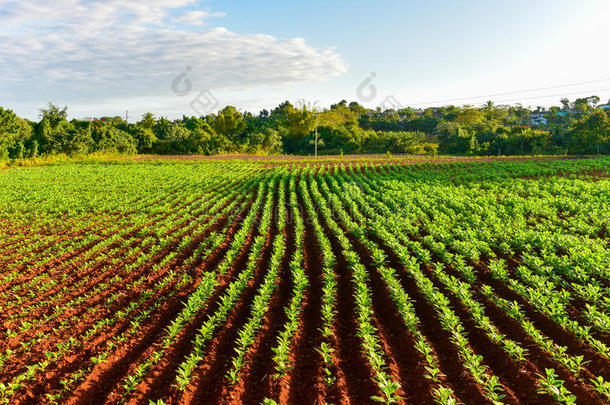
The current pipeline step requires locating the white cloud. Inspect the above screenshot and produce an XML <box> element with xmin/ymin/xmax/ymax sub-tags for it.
<box><xmin>172</xmin><ymin>10</ymin><xmax>225</xmax><ymax>26</ymax></box>
<box><xmin>0</xmin><ymin>0</ymin><xmax>347</xmax><ymax>117</ymax></box>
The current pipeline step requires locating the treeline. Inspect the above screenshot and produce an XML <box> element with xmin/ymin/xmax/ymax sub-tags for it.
<box><xmin>1</xmin><ymin>97</ymin><xmax>609</xmax><ymax>159</ymax></box>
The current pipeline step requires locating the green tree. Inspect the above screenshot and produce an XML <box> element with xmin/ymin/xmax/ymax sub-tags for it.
<box><xmin>271</xmin><ymin>101</ymin><xmax>315</xmax><ymax>154</ymax></box>
<box><xmin>455</xmin><ymin>107</ymin><xmax>485</xmax><ymax>126</ymax></box>
<box><xmin>39</xmin><ymin>103</ymin><xmax>67</xmax><ymax>126</ymax></box>
<box><xmin>35</xmin><ymin>103</ymin><xmax>75</xmax><ymax>154</ymax></box>
<box><xmin>185</xmin><ymin>127</ymin><xmax>228</xmax><ymax>155</ymax></box>
<box><xmin>508</xmin><ymin>104</ymin><xmax>531</xmax><ymax>126</ymax></box>
<box><xmin>208</xmin><ymin>106</ymin><xmax>245</xmax><ymax>143</ymax></box>
<box><xmin>139</xmin><ymin>113</ymin><xmax>156</xmax><ymax>129</ymax></box>
<box><xmin>435</xmin><ymin>122</ymin><xmax>475</xmax><ymax>154</ymax></box>
<box><xmin>153</xmin><ymin>117</ymin><xmax>175</xmax><ymax>140</ymax></box>
<box><xmin>0</xmin><ymin>107</ymin><xmax>31</xmax><ymax>159</ymax></box>
<box><xmin>348</xmin><ymin>101</ymin><xmax>368</xmax><ymax>117</ymax></box>
<box><xmin>92</xmin><ymin>124</ymin><xmax>135</xmax><ymax>154</ymax></box>
<box><xmin>131</xmin><ymin>126</ymin><xmax>157</xmax><ymax>153</ymax></box>
<box><xmin>243</xmin><ymin>129</ymin><xmax>282</xmax><ymax>154</ymax></box>
<box><xmin>569</xmin><ymin>110</ymin><xmax>609</xmax><ymax>154</ymax></box>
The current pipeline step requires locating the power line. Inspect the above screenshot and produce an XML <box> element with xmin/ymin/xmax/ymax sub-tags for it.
<box><xmin>488</xmin><ymin>88</ymin><xmax>610</xmax><ymax>105</ymax></box>
<box><xmin>409</xmin><ymin>78</ymin><xmax>610</xmax><ymax>106</ymax></box>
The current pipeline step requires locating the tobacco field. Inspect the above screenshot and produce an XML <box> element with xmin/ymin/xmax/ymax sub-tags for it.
<box><xmin>0</xmin><ymin>156</ymin><xmax>609</xmax><ymax>405</ymax></box>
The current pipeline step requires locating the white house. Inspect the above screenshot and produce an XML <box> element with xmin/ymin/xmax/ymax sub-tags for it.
<box><xmin>530</xmin><ymin>112</ymin><xmax>547</xmax><ymax>126</ymax></box>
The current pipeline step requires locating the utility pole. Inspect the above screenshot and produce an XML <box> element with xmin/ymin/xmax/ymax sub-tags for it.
<box><xmin>314</xmin><ymin>113</ymin><xmax>319</xmax><ymax>158</ymax></box>
<box><xmin>125</xmin><ymin>109</ymin><xmax>129</xmax><ymax>123</ymax></box>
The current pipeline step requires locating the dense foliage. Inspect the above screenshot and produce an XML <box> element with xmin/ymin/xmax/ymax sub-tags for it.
<box><xmin>1</xmin><ymin>96</ymin><xmax>609</xmax><ymax>159</ymax></box>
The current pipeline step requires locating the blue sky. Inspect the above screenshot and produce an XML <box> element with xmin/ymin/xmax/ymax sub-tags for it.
<box><xmin>1</xmin><ymin>0</ymin><xmax>609</xmax><ymax>120</ymax></box>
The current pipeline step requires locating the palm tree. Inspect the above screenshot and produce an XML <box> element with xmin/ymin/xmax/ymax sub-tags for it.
<box><xmin>140</xmin><ymin>112</ymin><xmax>156</xmax><ymax>129</ymax></box>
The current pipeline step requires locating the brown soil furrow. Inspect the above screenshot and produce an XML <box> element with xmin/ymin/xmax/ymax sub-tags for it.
<box><xmin>419</xmin><ymin>264</ymin><xmax>545</xmax><ymax>404</ymax></box>
<box><xmin>15</xmin><ymin>270</ymin><xmax>187</xmax><ymax>404</ymax></box>
<box><xmin>473</xmin><ymin>261</ymin><xmax>610</xmax><ymax>378</ymax></box>
<box><xmin>0</xmin><ymin>212</ymin><xmax>170</xmax><ymax>302</ymax></box>
<box><xmin>0</xmin><ymin>214</ymin><xmax>119</xmax><ymax>271</ymax></box>
<box><xmin>323</xmin><ymin>171</ymin><xmax>437</xmax><ymax>403</ymax></box>
<box><xmin>0</xmin><ymin>185</ymin><xmax>236</xmax><ymax>323</ymax></box>
<box><xmin>0</xmin><ymin>187</ymin><xmax>205</xmax><ymax>295</ymax></box>
<box><xmin>5</xmin><ymin>227</ymin><xmax>213</xmax><ymax>392</ymax></box>
<box><xmin>0</xmin><ymin>213</ymin><xmax>103</xmax><ymax>251</ymax></box>
<box><xmin>0</xmin><ymin>178</ymin><xmax>237</xmax><ymax>293</ymax></box>
<box><xmin>0</xmin><ymin>202</ymin><xmax>222</xmax><ymax>352</ymax></box>
<box><xmin>310</xmin><ymin>184</ymin><xmax>382</xmax><ymax>404</ymax></box>
<box><xmin>64</xmin><ymin>194</ymin><xmax>257</xmax><ymax>405</ymax></box>
<box><xmin>117</xmin><ymin>196</ymin><xmax>264</xmax><ymax>405</ymax></box>
<box><xmin>173</xmin><ymin>237</ymin><xmax>273</xmax><ymax>404</ymax></box>
<box><xmin>412</xmin><ymin>233</ymin><xmax>609</xmax><ymax>402</ymax></box>
<box><xmin>476</xmin><ymin>287</ymin><xmax>607</xmax><ymax>404</ymax></box>
<box><xmin>0</xmin><ymin>229</ymin><xmax>118</xmax><ymax>295</ymax></box>
<box><xmin>496</xmin><ymin>251</ymin><xmax>610</xmax><ymax>346</ymax></box>
<box><xmin>0</xmin><ymin>196</ymin><xmax>248</xmax><ymax>386</ymax></box>
<box><xmin>225</xmin><ymin>183</ymin><xmax>296</xmax><ymax>404</ymax></box>
<box><xmin>282</xmin><ymin>192</ymin><xmax>327</xmax><ymax>404</ymax></box>
<box><xmin>409</xmin><ymin>226</ymin><xmax>610</xmax><ymax>380</ymax></box>
<box><xmin>176</xmin><ymin>184</ymin><xmax>281</xmax><ymax>405</ymax></box>
<box><xmin>345</xmin><ymin>233</ymin><xmax>444</xmax><ymax>405</ymax></box>
<box><xmin>366</xmin><ymin>235</ymin><xmax>491</xmax><ymax>404</ymax></box>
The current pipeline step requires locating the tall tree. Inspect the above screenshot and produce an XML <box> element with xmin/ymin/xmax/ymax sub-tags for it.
<box><xmin>139</xmin><ymin>113</ymin><xmax>156</xmax><ymax>129</ymax></box>
<box><xmin>0</xmin><ymin>107</ymin><xmax>31</xmax><ymax>158</ymax></box>
<box><xmin>208</xmin><ymin>106</ymin><xmax>245</xmax><ymax>143</ymax></box>
<box><xmin>570</xmin><ymin>110</ymin><xmax>609</xmax><ymax>154</ymax></box>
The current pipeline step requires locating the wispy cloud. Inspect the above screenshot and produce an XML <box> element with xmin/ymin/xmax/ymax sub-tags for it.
<box><xmin>0</xmin><ymin>0</ymin><xmax>346</xmax><ymax>113</ymax></box>
<box><xmin>171</xmin><ymin>10</ymin><xmax>225</xmax><ymax>26</ymax></box>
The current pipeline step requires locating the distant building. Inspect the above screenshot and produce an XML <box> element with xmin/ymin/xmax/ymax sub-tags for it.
<box><xmin>530</xmin><ymin>112</ymin><xmax>547</xmax><ymax>126</ymax></box>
